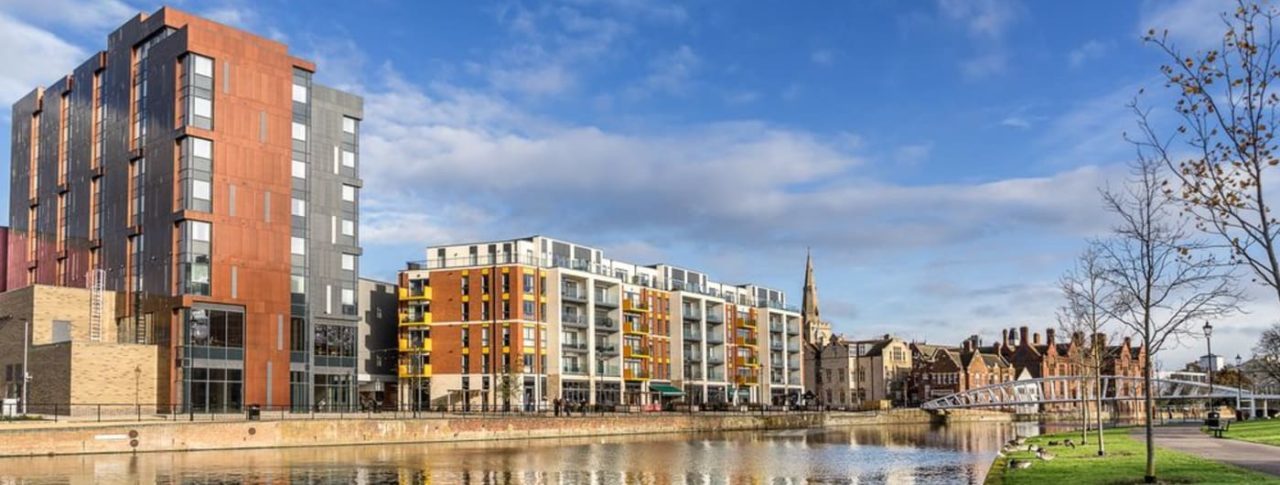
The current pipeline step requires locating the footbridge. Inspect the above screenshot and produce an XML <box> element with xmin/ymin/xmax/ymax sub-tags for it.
<box><xmin>920</xmin><ymin>375</ymin><xmax>1280</xmax><ymax>416</ymax></box>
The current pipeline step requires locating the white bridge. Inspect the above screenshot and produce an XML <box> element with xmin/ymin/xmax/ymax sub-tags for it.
<box><xmin>920</xmin><ymin>376</ymin><xmax>1280</xmax><ymax>415</ymax></box>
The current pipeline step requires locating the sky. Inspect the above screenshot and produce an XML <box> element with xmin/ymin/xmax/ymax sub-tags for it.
<box><xmin>0</xmin><ymin>0</ymin><xmax>1270</xmax><ymax>369</ymax></box>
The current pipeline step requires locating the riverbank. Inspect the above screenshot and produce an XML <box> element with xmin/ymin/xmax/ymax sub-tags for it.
<box><xmin>0</xmin><ymin>408</ymin><xmax>1010</xmax><ymax>457</ymax></box>
<box><xmin>985</xmin><ymin>428</ymin><xmax>1280</xmax><ymax>484</ymax></box>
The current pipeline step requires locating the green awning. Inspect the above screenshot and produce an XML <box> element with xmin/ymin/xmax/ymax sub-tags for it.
<box><xmin>650</xmin><ymin>384</ymin><xmax>684</xmax><ymax>396</ymax></box>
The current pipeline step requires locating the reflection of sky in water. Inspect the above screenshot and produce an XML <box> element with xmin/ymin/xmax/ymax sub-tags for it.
<box><xmin>4</xmin><ymin>423</ymin><xmax>1016</xmax><ymax>484</ymax></box>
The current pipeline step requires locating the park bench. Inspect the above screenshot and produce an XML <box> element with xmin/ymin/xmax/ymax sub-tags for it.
<box><xmin>1208</xmin><ymin>421</ymin><xmax>1231</xmax><ymax>438</ymax></box>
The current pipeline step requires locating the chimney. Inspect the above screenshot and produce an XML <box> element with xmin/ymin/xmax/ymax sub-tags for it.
<box><xmin>1094</xmin><ymin>332</ymin><xmax>1106</xmax><ymax>348</ymax></box>
<box><xmin>1002</xmin><ymin>329</ymin><xmax>1009</xmax><ymax>346</ymax></box>
<box><xmin>1019</xmin><ymin>326</ymin><xmax>1030</xmax><ymax>347</ymax></box>
<box><xmin>1073</xmin><ymin>331</ymin><xmax>1085</xmax><ymax>345</ymax></box>
<box><xmin>1033</xmin><ymin>332</ymin><xmax>1041</xmax><ymax>346</ymax></box>
<box><xmin>1046</xmin><ymin>328</ymin><xmax>1056</xmax><ymax>344</ymax></box>
<box><xmin>964</xmin><ymin>338</ymin><xmax>974</xmax><ymax>352</ymax></box>
<box><xmin>1123</xmin><ymin>336</ymin><xmax>1132</xmax><ymax>349</ymax></box>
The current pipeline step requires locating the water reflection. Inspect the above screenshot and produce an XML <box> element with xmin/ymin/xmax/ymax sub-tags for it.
<box><xmin>0</xmin><ymin>423</ymin><xmax>1016</xmax><ymax>484</ymax></box>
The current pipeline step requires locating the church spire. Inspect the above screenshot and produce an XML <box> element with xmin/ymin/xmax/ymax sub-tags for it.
<box><xmin>802</xmin><ymin>248</ymin><xmax>821</xmax><ymax>343</ymax></box>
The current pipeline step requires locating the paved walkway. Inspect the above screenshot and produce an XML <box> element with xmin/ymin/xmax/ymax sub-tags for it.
<box><xmin>1131</xmin><ymin>425</ymin><xmax>1280</xmax><ymax>477</ymax></box>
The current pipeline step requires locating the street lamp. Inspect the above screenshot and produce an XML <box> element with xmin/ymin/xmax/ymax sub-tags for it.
<box><xmin>1236</xmin><ymin>354</ymin><xmax>1244</xmax><ymax>420</ymax></box>
<box><xmin>1203</xmin><ymin>321</ymin><xmax>1214</xmax><ymax>408</ymax></box>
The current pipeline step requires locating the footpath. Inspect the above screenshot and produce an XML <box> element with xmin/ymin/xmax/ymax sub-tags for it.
<box><xmin>1132</xmin><ymin>425</ymin><xmax>1280</xmax><ymax>477</ymax></box>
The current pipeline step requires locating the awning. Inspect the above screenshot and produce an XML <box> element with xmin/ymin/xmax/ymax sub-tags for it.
<box><xmin>650</xmin><ymin>384</ymin><xmax>684</xmax><ymax>396</ymax></box>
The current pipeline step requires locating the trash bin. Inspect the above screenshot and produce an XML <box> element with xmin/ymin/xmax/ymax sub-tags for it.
<box><xmin>1205</xmin><ymin>410</ymin><xmax>1220</xmax><ymax>428</ymax></box>
<box><xmin>247</xmin><ymin>404</ymin><xmax>261</xmax><ymax>421</ymax></box>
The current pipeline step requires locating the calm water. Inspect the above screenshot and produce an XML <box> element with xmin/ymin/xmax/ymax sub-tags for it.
<box><xmin>0</xmin><ymin>423</ymin><xmax>1018</xmax><ymax>484</ymax></box>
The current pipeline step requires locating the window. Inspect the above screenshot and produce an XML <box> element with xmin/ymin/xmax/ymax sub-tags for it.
<box><xmin>341</xmin><ymin>219</ymin><xmax>355</xmax><ymax>236</ymax></box>
<box><xmin>192</xmin><ymin>180</ymin><xmax>211</xmax><ymax>202</ymax></box>
<box><xmin>181</xmin><ymin>137</ymin><xmax>213</xmax><ymax>212</ymax></box>
<box><xmin>290</xmin><ymin>275</ymin><xmax>305</xmax><ymax>294</ymax></box>
<box><xmin>292</xmin><ymin>160</ymin><xmax>306</xmax><ymax>179</ymax></box>
<box><xmin>193</xmin><ymin>97</ymin><xmax>212</xmax><ymax>118</ymax></box>
<box><xmin>194</xmin><ymin>55</ymin><xmax>214</xmax><ymax>77</ymax></box>
<box><xmin>291</xmin><ymin>198</ymin><xmax>305</xmax><ymax>217</ymax></box>
<box><xmin>292</xmin><ymin>122</ymin><xmax>307</xmax><ymax>141</ymax></box>
<box><xmin>291</xmin><ymin>237</ymin><xmax>305</xmax><ymax>255</ymax></box>
<box><xmin>192</xmin><ymin>137</ymin><xmax>212</xmax><ymax>159</ymax></box>
<box><xmin>523</xmin><ymin>274</ymin><xmax>534</xmax><ymax>294</ymax></box>
<box><xmin>523</xmin><ymin>300</ymin><xmax>535</xmax><ymax>317</ymax></box>
<box><xmin>341</xmin><ymin>253</ymin><xmax>355</xmax><ymax>271</ymax></box>
<box><xmin>341</xmin><ymin>184</ymin><xmax>356</xmax><ymax>202</ymax></box>
<box><xmin>179</xmin><ymin>221</ymin><xmax>211</xmax><ymax>295</ymax></box>
<box><xmin>342</xmin><ymin>116</ymin><xmax>357</xmax><ymax>134</ymax></box>
<box><xmin>341</xmin><ymin>150</ymin><xmax>355</xmax><ymax>167</ymax></box>
<box><xmin>292</xmin><ymin>83</ymin><xmax>307</xmax><ymax>103</ymax></box>
<box><xmin>341</xmin><ymin>288</ymin><xmax>356</xmax><ymax>315</ymax></box>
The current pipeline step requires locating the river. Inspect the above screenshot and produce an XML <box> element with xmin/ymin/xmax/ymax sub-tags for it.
<box><xmin>0</xmin><ymin>422</ymin><xmax>1020</xmax><ymax>484</ymax></box>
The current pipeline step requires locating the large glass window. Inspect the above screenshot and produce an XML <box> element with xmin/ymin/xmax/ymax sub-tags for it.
<box><xmin>341</xmin><ymin>288</ymin><xmax>356</xmax><ymax>315</ymax></box>
<box><xmin>180</xmin><ymin>137</ymin><xmax>213</xmax><ymax>212</ymax></box>
<box><xmin>314</xmin><ymin>324</ymin><xmax>355</xmax><ymax>357</ymax></box>
<box><xmin>183</xmin><ymin>53</ymin><xmax>214</xmax><ymax>130</ymax></box>
<box><xmin>178</xmin><ymin>220</ymin><xmax>211</xmax><ymax>295</ymax></box>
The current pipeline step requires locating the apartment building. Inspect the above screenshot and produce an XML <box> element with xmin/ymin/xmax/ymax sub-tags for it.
<box><xmin>395</xmin><ymin>236</ymin><xmax>805</xmax><ymax>409</ymax></box>
<box><xmin>357</xmin><ymin>278</ymin><xmax>398</xmax><ymax>408</ymax></box>
<box><xmin>5</xmin><ymin>7</ymin><xmax>362</xmax><ymax>412</ymax></box>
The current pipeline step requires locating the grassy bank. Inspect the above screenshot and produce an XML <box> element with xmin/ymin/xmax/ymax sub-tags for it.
<box><xmin>1217</xmin><ymin>419</ymin><xmax>1280</xmax><ymax>447</ymax></box>
<box><xmin>986</xmin><ymin>428</ymin><xmax>1280</xmax><ymax>484</ymax></box>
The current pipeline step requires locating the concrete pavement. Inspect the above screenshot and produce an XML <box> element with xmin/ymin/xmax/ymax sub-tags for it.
<box><xmin>1132</xmin><ymin>424</ymin><xmax>1280</xmax><ymax>477</ymax></box>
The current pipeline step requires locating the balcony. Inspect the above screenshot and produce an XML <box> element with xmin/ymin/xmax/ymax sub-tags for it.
<box><xmin>623</xmin><ymin>299</ymin><xmax>650</xmax><ymax>313</ymax></box>
<box><xmin>787</xmin><ymin>325</ymin><xmax>800</xmax><ymax>336</ymax></box>
<box><xmin>684</xmin><ymin>348</ymin><xmax>703</xmax><ymax>362</ymax></box>
<box><xmin>562</xmin><ymin>364</ymin><xmax>587</xmax><ymax>375</ymax></box>
<box><xmin>771</xmin><ymin>341</ymin><xmax>783</xmax><ymax>351</ymax></box>
<box><xmin>742</xmin><ymin>318</ymin><xmax>758</xmax><ymax>329</ymax></box>
<box><xmin>596</xmin><ymin>363</ymin><xmax>620</xmax><ymax>377</ymax></box>
<box><xmin>398</xmin><ymin>364</ymin><xmax>432</xmax><ymax>378</ymax></box>
<box><xmin>562</xmin><ymin>313</ymin><xmax>588</xmax><ymax>328</ymax></box>
<box><xmin>770</xmin><ymin>321</ymin><xmax>784</xmax><ymax>333</ymax></box>
<box><xmin>705</xmin><ymin>312</ymin><xmax>724</xmax><ymax>324</ymax></box>
<box><xmin>682</xmin><ymin>308</ymin><xmax>702</xmax><ymax>321</ymax></box>
<box><xmin>788</xmin><ymin>342</ymin><xmax>800</xmax><ymax>352</ymax></box>
<box><xmin>399</xmin><ymin>338</ymin><xmax>432</xmax><ymax>352</ymax></box>
<box><xmin>399</xmin><ymin>312</ymin><xmax>432</xmax><ymax>326</ymax></box>
<box><xmin>596</xmin><ymin>342</ymin><xmax>619</xmax><ymax>356</ymax></box>
<box><xmin>707</xmin><ymin>369</ymin><xmax>725</xmax><ymax>381</ymax></box>
<box><xmin>562</xmin><ymin>286</ymin><xmax>588</xmax><ymax>303</ymax></box>
<box><xmin>624</xmin><ymin>368</ymin><xmax>650</xmax><ymax>381</ymax></box>
<box><xmin>624</xmin><ymin>345</ymin><xmax>650</xmax><ymax>359</ymax></box>
<box><xmin>707</xmin><ymin>352</ymin><xmax>725</xmax><ymax>364</ymax></box>
<box><xmin>595</xmin><ymin>316</ymin><xmax>618</xmax><ymax>331</ymax></box>
<box><xmin>623</xmin><ymin>320</ymin><xmax>650</xmax><ymax>334</ymax></box>
<box><xmin>398</xmin><ymin>287</ymin><xmax>432</xmax><ymax>300</ymax></box>
<box><xmin>562</xmin><ymin>341</ymin><xmax>589</xmax><ymax>352</ymax></box>
<box><xmin>595</xmin><ymin>292</ymin><xmax>618</xmax><ymax>307</ymax></box>
<box><xmin>735</xmin><ymin>372</ymin><xmax>759</xmax><ymax>385</ymax></box>
<box><xmin>705</xmin><ymin>332</ymin><xmax>725</xmax><ymax>344</ymax></box>
<box><xmin>682</xmin><ymin>327</ymin><xmax>702</xmax><ymax>341</ymax></box>
<box><xmin>735</xmin><ymin>335</ymin><xmax>758</xmax><ymax>347</ymax></box>
<box><xmin>735</xmin><ymin>355</ymin><xmax>760</xmax><ymax>368</ymax></box>
<box><xmin>684</xmin><ymin>367</ymin><xmax>704</xmax><ymax>380</ymax></box>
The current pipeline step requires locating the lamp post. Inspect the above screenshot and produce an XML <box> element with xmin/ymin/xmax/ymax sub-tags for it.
<box><xmin>1203</xmin><ymin>321</ymin><xmax>1213</xmax><ymax>408</ymax></box>
<box><xmin>1236</xmin><ymin>354</ymin><xmax>1243</xmax><ymax>420</ymax></box>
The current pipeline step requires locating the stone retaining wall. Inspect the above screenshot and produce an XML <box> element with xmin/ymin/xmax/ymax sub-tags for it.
<box><xmin>0</xmin><ymin>409</ymin><xmax>1012</xmax><ymax>457</ymax></box>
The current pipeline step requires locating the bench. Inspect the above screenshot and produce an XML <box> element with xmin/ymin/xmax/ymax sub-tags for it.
<box><xmin>1208</xmin><ymin>421</ymin><xmax>1231</xmax><ymax>438</ymax></box>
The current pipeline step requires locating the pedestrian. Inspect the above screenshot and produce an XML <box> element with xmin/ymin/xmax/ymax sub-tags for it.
<box><xmin>554</xmin><ymin>398</ymin><xmax>561</xmax><ymax>417</ymax></box>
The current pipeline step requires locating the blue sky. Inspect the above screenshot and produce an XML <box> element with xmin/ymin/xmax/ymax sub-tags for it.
<box><xmin>0</xmin><ymin>0</ymin><xmax>1268</xmax><ymax>367</ymax></box>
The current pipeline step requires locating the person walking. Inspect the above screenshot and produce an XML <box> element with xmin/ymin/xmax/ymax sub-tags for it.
<box><xmin>554</xmin><ymin>398</ymin><xmax>561</xmax><ymax>417</ymax></box>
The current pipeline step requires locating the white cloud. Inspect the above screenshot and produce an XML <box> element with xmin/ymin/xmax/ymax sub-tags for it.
<box><xmin>0</xmin><ymin>12</ymin><xmax>86</xmax><ymax>105</ymax></box>
<box><xmin>893</xmin><ymin>143</ymin><xmax>933</xmax><ymax>166</ymax></box>
<box><xmin>1139</xmin><ymin>0</ymin><xmax>1231</xmax><ymax>49</ymax></box>
<box><xmin>2</xmin><ymin>0</ymin><xmax>136</xmax><ymax>29</ymax></box>
<box><xmin>810</xmin><ymin>48</ymin><xmax>836</xmax><ymax>66</ymax></box>
<box><xmin>1001</xmin><ymin>116</ymin><xmax>1032</xmax><ymax>129</ymax></box>
<box><xmin>937</xmin><ymin>0</ymin><xmax>1020</xmax><ymax>39</ymax></box>
<box><xmin>960</xmin><ymin>51</ymin><xmax>1007</xmax><ymax>80</ymax></box>
<box><xmin>1068</xmin><ymin>39</ymin><xmax>1108</xmax><ymax>67</ymax></box>
<box><xmin>630</xmin><ymin>44</ymin><xmax>699</xmax><ymax>97</ymax></box>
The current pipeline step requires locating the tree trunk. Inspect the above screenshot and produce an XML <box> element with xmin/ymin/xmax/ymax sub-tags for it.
<box><xmin>1095</xmin><ymin>369</ymin><xmax>1106</xmax><ymax>456</ymax></box>
<box><xmin>1144</xmin><ymin>344</ymin><xmax>1156</xmax><ymax>483</ymax></box>
<box><xmin>1081</xmin><ymin>375</ymin><xmax>1089</xmax><ymax>445</ymax></box>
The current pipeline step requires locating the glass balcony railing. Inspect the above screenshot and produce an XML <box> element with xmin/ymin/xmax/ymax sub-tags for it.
<box><xmin>596</xmin><ymin>342</ymin><xmax>618</xmax><ymax>355</ymax></box>
<box><xmin>705</xmin><ymin>312</ymin><xmax>724</xmax><ymax>324</ymax></box>
<box><xmin>562</xmin><ymin>286</ymin><xmax>588</xmax><ymax>302</ymax></box>
<box><xmin>706</xmin><ymin>332</ymin><xmax>725</xmax><ymax>344</ymax></box>
<box><xmin>595</xmin><ymin>292</ymin><xmax>619</xmax><ymax>307</ymax></box>
<box><xmin>623</xmin><ymin>320</ymin><xmax>650</xmax><ymax>334</ymax></box>
<box><xmin>562</xmin><ymin>341</ymin><xmax>588</xmax><ymax>352</ymax></box>
<box><xmin>562</xmin><ymin>313</ymin><xmax>588</xmax><ymax>327</ymax></box>
<box><xmin>770</xmin><ymin>321</ymin><xmax>784</xmax><ymax>333</ymax></box>
<box><xmin>596</xmin><ymin>363</ymin><xmax>620</xmax><ymax>377</ymax></box>
<box><xmin>595</xmin><ymin>316</ymin><xmax>617</xmax><ymax>331</ymax></box>
<box><xmin>683</xmin><ymin>327</ymin><xmax>702</xmax><ymax>341</ymax></box>
<box><xmin>562</xmin><ymin>364</ymin><xmax>586</xmax><ymax>375</ymax></box>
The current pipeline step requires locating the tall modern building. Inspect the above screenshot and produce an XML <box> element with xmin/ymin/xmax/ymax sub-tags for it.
<box><xmin>6</xmin><ymin>7</ymin><xmax>362</xmax><ymax>412</ymax></box>
<box><xmin>396</xmin><ymin>236</ymin><xmax>804</xmax><ymax>409</ymax></box>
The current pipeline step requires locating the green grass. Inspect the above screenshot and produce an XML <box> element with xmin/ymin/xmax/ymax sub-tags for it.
<box><xmin>1215</xmin><ymin>419</ymin><xmax>1280</xmax><ymax>447</ymax></box>
<box><xmin>986</xmin><ymin>428</ymin><xmax>1280</xmax><ymax>484</ymax></box>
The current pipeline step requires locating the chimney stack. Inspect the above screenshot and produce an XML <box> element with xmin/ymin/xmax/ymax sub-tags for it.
<box><xmin>1002</xmin><ymin>329</ymin><xmax>1009</xmax><ymax>347</ymax></box>
<box><xmin>1046</xmin><ymin>328</ymin><xmax>1056</xmax><ymax>344</ymax></box>
<box><xmin>964</xmin><ymin>338</ymin><xmax>974</xmax><ymax>352</ymax></box>
<box><xmin>1033</xmin><ymin>332</ymin><xmax>1041</xmax><ymax>346</ymax></box>
<box><xmin>1019</xmin><ymin>326</ymin><xmax>1030</xmax><ymax>347</ymax></box>
<box><xmin>1094</xmin><ymin>332</ymin><xmax>1107</xmax><ymax>348</ymax></box>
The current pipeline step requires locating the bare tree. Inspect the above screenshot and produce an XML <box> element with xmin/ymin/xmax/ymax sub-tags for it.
<box><xmin>1058</xmin><ymin>244</ymin><xmax>1120</xmax><ymax>456</ymax></box>
<box><xmin>1254</xmin><ymin>323</ymin><xmax>1280</xmax><ymax>385</ymax></box>
<box><xmin>1140</xmin><ymin>1</ymin><xmax>1280</xmax><ymax>304</ymax></box>
<box><xmin>1095</xmin><ymin>154</ymin><xmax>1241</xmax><ymax>483</ymax></box>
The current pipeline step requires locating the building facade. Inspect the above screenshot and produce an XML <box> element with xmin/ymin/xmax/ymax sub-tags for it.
<box><xmin>395</xmin><ymin>236</ymin><xmax>805</xmax><ymax>409</ymax></box>
<box><xmin>357</xmin><ymin>277</ymin><xmax>398</xmax><ymax>409</ymax></box>
<box><xmin>5</xmin><ymin>7</ymin><xmax>362</xmax><ymax>412</ymax></box>
<box><xmin>812</xmin><ymin>335</ymin><xmax>914</xmax><ymax>409</ymax></box>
